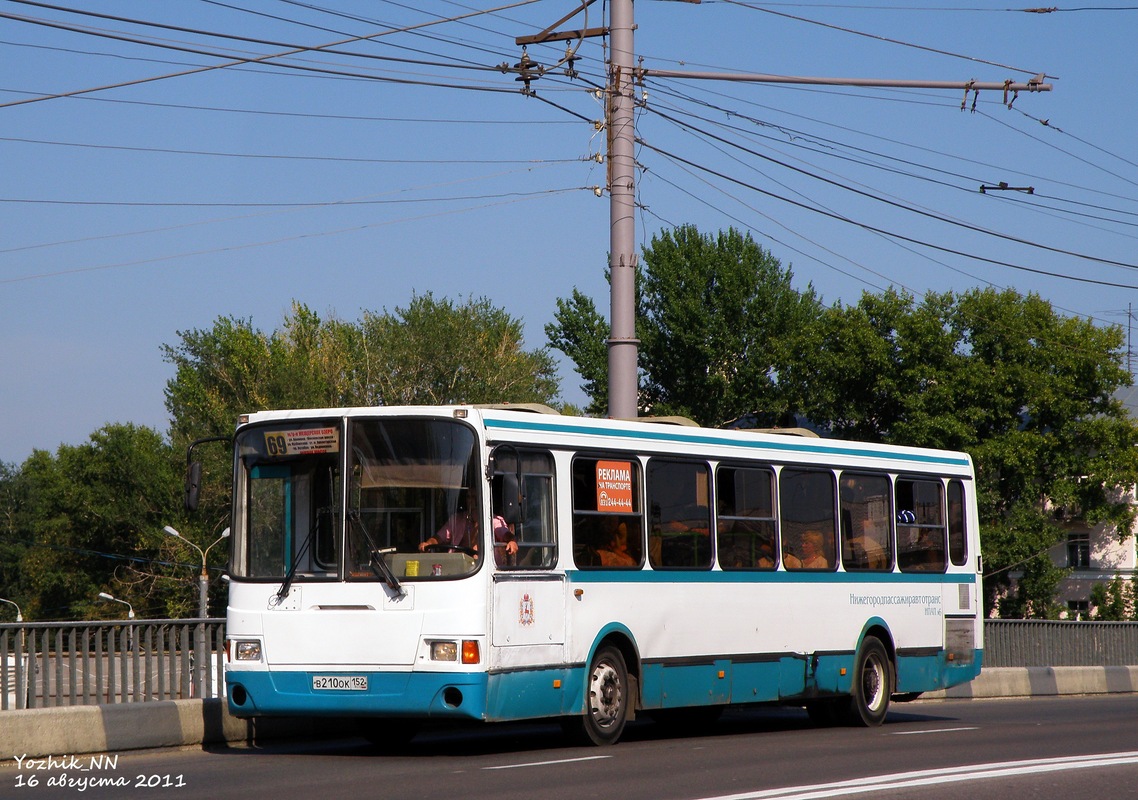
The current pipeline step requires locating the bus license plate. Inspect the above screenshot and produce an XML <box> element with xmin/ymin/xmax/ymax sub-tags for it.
<box><xmin>312</xmin><ymin>675</ymin><xmax>368</xmax><ymax>691</ymax></box>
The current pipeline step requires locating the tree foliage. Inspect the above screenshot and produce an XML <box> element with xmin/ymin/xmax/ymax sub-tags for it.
<box><xmin>547</xmin><ymin>225</ymin><xmax>822</xmax><ymax>425</ymax></box>
<box><xmin>0</xmin><ymin>425</ymin><xmax>182</xmax><ymax>620</ymax></box>
<box><xmin>1090</xmin><ymin>574</ymin><xmax>1137</xmax><ymax>621</ymax></box>
<box><xmin>550</xmin><ymin>225</ymin><xmax>1138</xmax><ymax>618</ymax></box>
<box><xmin>164</xmin><ymin>295</ymin><xmax>559</xmax><ymax>441</ymax></box>
<box><xmin>792</xmin><ymin>287</ymin><xmax>1138</xmax><ymax>616</ymax></box>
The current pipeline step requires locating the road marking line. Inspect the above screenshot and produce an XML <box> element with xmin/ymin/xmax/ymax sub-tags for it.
<box><xmin>483</xmin><ymin>755</ymin><xmax>612</xmax><ymax>770</ymax></box>
<box><xmin>696</xmin><ymin>751</ymin><xmax>1138</xmax><ymax>800</ymax></box>
<box><xmin>890</xmin><ymin>726</ymin><xmax>979</xmax><ymax>735</ymax></box>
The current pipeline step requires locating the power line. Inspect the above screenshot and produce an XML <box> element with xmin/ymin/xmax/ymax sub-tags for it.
<box><xmin>1</xmin><ymin>187</ymin><xmax>588</xmax><ymax>284</ymax></box>
<box><xmin>646</xmin><ymin>104</ymin><xmax>1138</xmax><ymax>275</ymax></box>
<box><xmin>0</xmin><ymin>0</ymin><xmax>543</xmax><ymax>108</ymax></box>
<box><xmin>639</xmin><ymin>136</ymin><xmax>1138</xmax><ymax>290</ymax></box>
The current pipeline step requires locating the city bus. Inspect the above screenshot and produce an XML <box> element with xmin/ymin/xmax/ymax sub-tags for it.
<box><xmin>220</xmin><ymin>404</ymin><xmax>982</xmax><ymax>745</ymax></box>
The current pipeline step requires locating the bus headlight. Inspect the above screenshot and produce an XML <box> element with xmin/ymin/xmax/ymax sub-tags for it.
<box><xmin>234</xmin><ymin>640</ymin><xmax>263</xmax><ymax>661</ymax></box>
<box><xmin>430</xmin><ymin>641</ymin><xmax>458</xmax><ymax>661</ymax></box>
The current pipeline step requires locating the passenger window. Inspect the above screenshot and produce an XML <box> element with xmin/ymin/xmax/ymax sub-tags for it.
<box><xmin>839</xmin><ymin>472</ymin><xmax>893</xmax><ymax>572</ymax></box>
<box><xmin>648</xmin><ymin>460</ymin><xmax>712</xmax><ymax>569</ymax></box>
<box><xmin>896</xmin><ymin>478</ymin><xmax>946</xmax><ymax>572</ymax></box>
<box><xmin>491</xmin><ymin>449</ymin><xmax>556</xmax><ymax>569</ymax></box>
<box><xmin>572</xmin><ymin>456</ymin><xmax>643</xmax><ymax>569</ymax></box>
<box><xmin>780</xmin><ymin>468</ymin><xmax>836</xmax><ymax>571</ymax></box>
<box><xmin>716</xmin><ymin>466</ymin><xmax>777</xmax><ymax>570</ymax></box>
<box><xmin>947</xmin><ymin>480</ymin><xmax>967</xmax><ymax>566</ymax></box>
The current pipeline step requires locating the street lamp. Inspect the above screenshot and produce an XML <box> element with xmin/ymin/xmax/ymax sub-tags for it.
<box><xmin>0</xmin><ymin>597</ymin><xmax>22</xmax><ymax>622</ymax></box>
<box><xmin>163</xmin><ymin>525</ymin><xmax>229</xmax><ymax>619</ymax></box>
<box><xmin>164</xmin><ymin>525</ymin><xmax>229</xmax><ymax>700</ymax></box>
<box><xmin>96</xmin><ymin>592</ymin><xmax>134</xmax><ymax>619</ymax></box>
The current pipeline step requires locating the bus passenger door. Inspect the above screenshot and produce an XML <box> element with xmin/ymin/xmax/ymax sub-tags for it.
<box><xmin>488</xmin><ymin>573</ymin><xmax>568</xmax><ymax>719</ymax></box>
<box><xmin>485</xmin><ymin>446</ymin><xmax>567</xmax><ymax>720</ymax></box>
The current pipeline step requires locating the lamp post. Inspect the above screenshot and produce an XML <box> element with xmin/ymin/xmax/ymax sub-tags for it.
<box><xmin>0</xmin><ymin>598</ymin><xmax>26</xmax><ymax>709</ymax></box>
<box><xmin>163</xmin><ymin>525</ymin><xmax>229</xmax><ymax>618</ymax></box>
<box><xmin>163</xmin><ymin>525</ymin><xmax>229</xmax><ymax>699</ymax></box>
<box><xmin>97</xmin><ymin>591</ymin><xmax>135</xmax><ymax>655</ymax></box>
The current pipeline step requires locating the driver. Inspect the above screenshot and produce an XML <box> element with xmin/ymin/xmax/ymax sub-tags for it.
<box><xmin>420</xmin><ymin>501</ymin><xmax>478</xmax><ymax>553</ymax></box>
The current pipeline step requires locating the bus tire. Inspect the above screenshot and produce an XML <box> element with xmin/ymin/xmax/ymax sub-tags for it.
<box><xmin>566</xmin><ymin>645</ymin><xmax>631</xmax><ymax>746</ymax></box>
<box><xmin>848</xmin><ymin>636</ymin><xmax>891</xmax><ymax>727</ymax></box>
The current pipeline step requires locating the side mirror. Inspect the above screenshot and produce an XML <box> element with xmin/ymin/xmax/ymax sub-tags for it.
<box><xmin>184</xmin><ymin>461</ymin><xmax>202</xmax><ymax>512</ymax></box>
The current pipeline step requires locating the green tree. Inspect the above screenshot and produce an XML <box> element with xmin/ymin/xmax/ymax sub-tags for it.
<box><xmin>1090</xmin><ymin>574</ymin><xmax>1136</xmax><ymax>621</ymax></box>
<box><xmin>359</xmin><ymin>293</ymin><xmax>560</xmax><ymax>407</ymax></box>
<box><xmin>9</xmin><ymin>425</ymin><xmax>180</xmax><ymax>620</ymax></box>
<box><xmin>547</xmin><ymin>225</ymin><xmax>823</xmax><ymax>425</ymax></box>
<box><xmin>546</xmin><ymin>289</ymin><xmax>611</xmax><ymax>417</ymax></box>
<box><xmin>164</xmin><ymin>296</ymin><xmax>560</xmax><ymax>439</ymax></box>
<box><xmin>802</xmin><ymin>287</ymin><xmax>1138</xmax><ymax>617</ymax></box>
<box><xmin>0</xmin><ymin>460</ymin><xmax>29</xmax><ymax>616</ymax></box>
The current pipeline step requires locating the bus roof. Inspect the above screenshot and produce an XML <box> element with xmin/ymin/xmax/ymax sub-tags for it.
<box><xmin>239</xmin><ymin>405</ymin><xmax>974</xmax><ymax>475</ymax></box>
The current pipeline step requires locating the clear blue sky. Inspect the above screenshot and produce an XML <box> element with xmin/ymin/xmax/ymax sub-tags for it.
<box><xmin>3</xmin><ymin>1</ymin><xmax>1138</xmax><ymax>464</ymax></box>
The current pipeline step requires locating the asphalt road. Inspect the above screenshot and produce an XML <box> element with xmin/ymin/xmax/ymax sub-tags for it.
<box><xmin>4</xmin><ymin>695</ymin><xmax>1137</xmax><ymax>800</ymax></box>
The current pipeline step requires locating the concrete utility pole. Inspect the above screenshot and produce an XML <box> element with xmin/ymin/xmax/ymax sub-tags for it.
<box><xmin>517</xmin><ymin>0</ymin><xmax>1052</xmax><ymax>421</ymax></box>
<box><xmin>606</xmin><ymin>0</ymin><xmax>639</xmax><ymax>421</ymax></box>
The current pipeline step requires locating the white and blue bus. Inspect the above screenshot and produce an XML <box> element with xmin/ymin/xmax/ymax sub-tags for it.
<box><xmin>222</xmin><ymin>404</ymin><xmax>982</xmax><ymax>745</ymax></box>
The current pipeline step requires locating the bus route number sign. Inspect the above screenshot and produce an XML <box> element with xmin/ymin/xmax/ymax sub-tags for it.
<box><xmin>264</xmin><ymin>427</ymin><xmax>340</xmax><ymax>457</ymax></box>
<box><xmin>312</xmin><ymin>675</ymin><xmax>367</xmax><ymax>691</ymax></box>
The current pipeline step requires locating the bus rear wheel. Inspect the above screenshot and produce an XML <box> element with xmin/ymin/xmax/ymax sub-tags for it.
<box><xmin>565</xmin><ymin>645</ymin><xmax>630</xmax><ymax>746</ymax></box>
<box><xmin>848</xmin><ymin>636</ymin><xmax>892</xmax><ymax>727</ymax></box>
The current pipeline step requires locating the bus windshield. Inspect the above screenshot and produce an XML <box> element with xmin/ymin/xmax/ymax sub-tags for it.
<box><xmin>231</xmin><ymin>417</ymin><xmax>481</xmax><ymax>582</ymax></box>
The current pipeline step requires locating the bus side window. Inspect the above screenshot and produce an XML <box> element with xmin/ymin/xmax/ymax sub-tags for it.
<box><xmin>716</xmin><ymin>465</ymin><xmax>777</xmax><ymax>570</ymax></box>
<box><xmin>896</xmin><ymin>478</ymin><xmax>946</xmax><ymax>573</ymax></box>
<box><xmin>648</xmin><ymin>459</ymin><xmax>711</xmax><ymax>569</ymax></box>
<box><xmin>839</xmin><ymin>472</ymin><xmax>892</xmax><ymax>572</ymax></box>
<box><xmin>571</xmin><ymin>456</ymin><xmax>643</xmax><ymax>569</ymax></box>
<box><xmin>779</xmin><ymin>468</ymin><xmax>837</xmax><ymax>571</ymax></box>
<box><xmin>947</xmin><ymin>480</ymin><xmax>968</xmax><ymax>566</ymax></box>
<box><xmin>491</xmin><ymin>449</ymin><xmax>557</xmax><ymax>569</ymax></box>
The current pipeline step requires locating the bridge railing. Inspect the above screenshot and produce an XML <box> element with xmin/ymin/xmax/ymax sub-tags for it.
<box><xmin>2</xmin><ymin>618</ymin><xmax>1137</xmax><ymax>711</ymax></box>
<box><xmin>983</xmin><ymin>619</ymin><xmax>1138</xmax><ymax>668</ymax></box>
<box><xmin>0</xmin><ymin>619</ymin><xmax>224</xmax><ymax>711</ymax></box>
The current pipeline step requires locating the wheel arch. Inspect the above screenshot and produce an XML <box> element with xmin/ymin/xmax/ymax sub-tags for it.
<box><xmin>856</xmin><ymin>617</ymin><xmax>896</xmax><ymax>687</ymax></box>
<box><xmin>586</xmin><ymin>623</ymin><xmax>642</xmax><ymax>711</ymax></box>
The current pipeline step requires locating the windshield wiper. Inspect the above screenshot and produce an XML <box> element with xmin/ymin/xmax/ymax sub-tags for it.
<box><xmin>275</xmin><ymin>526</ymin><xmax>314</xmax><ymax>603</ymax></box>
<box><xmin>348</xmin><ymin>511</ymin><xmax>404</xmax><ymax>597</ymax></box>
<box><xmin>275</xmin><ymin>502</ymin><xmax>334</xmax><ymax>602</ymax></box>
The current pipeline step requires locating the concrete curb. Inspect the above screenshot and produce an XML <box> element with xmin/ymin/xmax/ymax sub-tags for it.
<box><xmin>0</xmin><ymin>700</ymin><xmax>355</xmax><ymax>761</ymax></box>
<box><xmin>2</xmin><ymin>667</ymin><xmax>1136</xmax><ymax>760</ymax></box>
<box><xmin>922</xmin><ymin>665</ymin><xmax>1138</xmax><ymax>700</ymax></box>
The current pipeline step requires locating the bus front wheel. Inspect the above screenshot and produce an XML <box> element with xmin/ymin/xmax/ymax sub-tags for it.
<box><xmin>849</xmin><ymin>636</ymin><xmax>892</xmax><ymax>727</ymax></box>
<box><xmin>565</xmin><ymin>645</ymin><xmax>630</xmax><ymax>746</ymax></box>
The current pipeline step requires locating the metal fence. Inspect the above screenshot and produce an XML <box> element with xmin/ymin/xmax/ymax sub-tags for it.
<box><xmin>2</xmin><ymin>618</ymin><xmax>1137</xmax><ymax>711</ymax></box>
<box><xmin>983</xmin><ymin>619</ymin><xmax>1138</xmax><ymax>668</ymax></box>
<box><xmin>0</xmin><ymin>619</ymin><xmax>224</xmax><ymax>711</ymax></box>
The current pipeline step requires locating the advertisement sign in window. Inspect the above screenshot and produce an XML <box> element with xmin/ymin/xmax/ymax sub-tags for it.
<box><xmin>596</xmin><ymin>460</ymin><xmax>634</xmax><ymax>513</ymax></box>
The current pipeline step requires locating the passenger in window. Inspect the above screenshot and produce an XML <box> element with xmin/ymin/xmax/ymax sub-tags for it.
<box><xmin>491</xmin><ymin>514</ymin><xmax>518</xmax><ymax>567</ymax></box>
<box><xmin>787</xmin><ymin>529</ymin><xmax>829</xmax><ymax>570</ymax></box>
<box><xmin>755</xmin><ymin>538</ymin><xmax>776</xmax><ymax>568</ymax></box>
<box><xmin>598</xmin><ymin>517</ymin><xmax>637</xmax><ymax>567</ymax></box>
